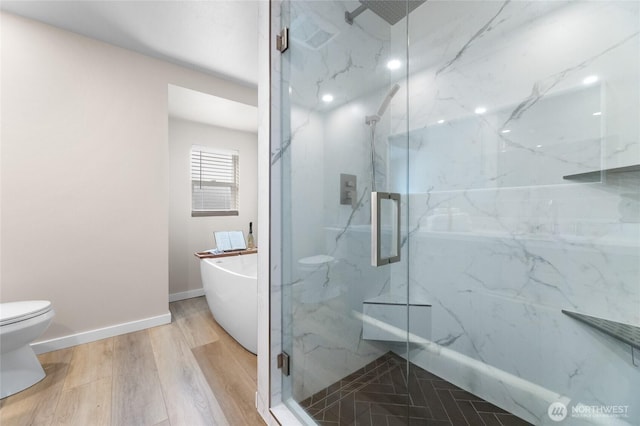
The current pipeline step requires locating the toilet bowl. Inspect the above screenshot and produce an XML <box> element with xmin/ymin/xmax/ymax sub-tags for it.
<box><xmin>297</xmin><ymin>255</ymin><xmax>339</xmax><ymax>303</ymax></box>
<box><xmin>0</xmin><ymin>300</ymin><xmax>55</xmax><ymax>399</ymax></box>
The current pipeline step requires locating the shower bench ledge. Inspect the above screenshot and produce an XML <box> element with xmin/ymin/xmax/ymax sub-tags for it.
<box><xmin>362</xmin><ymin>294</ymin><xmax>431</xmax><ymax>342</ymax></box>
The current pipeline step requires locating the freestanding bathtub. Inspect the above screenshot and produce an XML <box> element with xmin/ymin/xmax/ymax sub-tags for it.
<box><xmin>200</xmin><ymin>253</ymin><xmax>257</xmax><ymax>354</ymax></box>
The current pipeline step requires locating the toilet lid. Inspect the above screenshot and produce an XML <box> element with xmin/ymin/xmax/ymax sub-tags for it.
<box><xmin>0</xmin><ymin>300</ymin><xmax>52</xmax><ymax>326</ymax></box>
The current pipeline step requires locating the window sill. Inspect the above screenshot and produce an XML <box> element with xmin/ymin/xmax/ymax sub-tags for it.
<box><xmin>191</xmin><ymin>210</ymin><xmax>239</xmax><ymax>217</ymax></box>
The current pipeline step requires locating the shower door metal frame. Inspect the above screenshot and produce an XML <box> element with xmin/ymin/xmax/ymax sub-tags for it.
<box><xmin>371</xmin><ymin>191</ymin><xmax>401</xmax><ymax>266</ymax></box>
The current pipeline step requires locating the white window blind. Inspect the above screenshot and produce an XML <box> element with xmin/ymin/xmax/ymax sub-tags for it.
<box><xmin>191</xmin><ymin>146</ymin><xmax>239</xmax><ymax>216</ymax></box>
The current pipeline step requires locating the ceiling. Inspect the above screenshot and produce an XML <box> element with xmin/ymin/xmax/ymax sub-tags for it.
<box><xmin>1</xmin><ymin>0</ymin><xmax>566</xmax><ymax>123</ymax></box>
<box><xmin>169</xmin><ymin>85</ymin><xmax>257</xmax><ymax>133</ymax></box>
<box><xmin>1</xmin><ymin>0</ymin><xmax>259</xmax><ymax>132</ymax></box>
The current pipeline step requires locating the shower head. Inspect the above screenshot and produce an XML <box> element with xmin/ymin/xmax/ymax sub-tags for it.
<box><xmin>346</xmin><ymin>0</ymin><xmax>426</xmax><ymax>26</ymax></box>
<box><xmin>366</xmin><ymin>83</ymin><xmax>401</xmax><ymax>125</ymax></box>
<box><xmin>377</xmin><ymin>83</ymin><xmax>400</xmax><ymax>117</ymax></box>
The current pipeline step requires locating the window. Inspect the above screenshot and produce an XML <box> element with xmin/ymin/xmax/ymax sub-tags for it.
<box><xmin>191</xmin><ymin>145</ymin><xmax>239</xmax><ymax>216</ymax></box>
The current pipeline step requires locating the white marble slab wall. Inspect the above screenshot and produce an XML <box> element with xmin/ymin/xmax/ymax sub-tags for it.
<box><xmin>396</xmin><ymin>1</ymin><xmax>640</xmax><ymax>424</ymax></box>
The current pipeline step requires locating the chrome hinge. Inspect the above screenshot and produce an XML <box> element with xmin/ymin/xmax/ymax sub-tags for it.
<box><xmin>277</xmin><ymin>352</ymin><xmax>290</xmax><ymax>376</ymax></box>
<box><xmin>276</xmin><ymin>27</ymin><xmax>289</xmax><ymax>53</ymax></box>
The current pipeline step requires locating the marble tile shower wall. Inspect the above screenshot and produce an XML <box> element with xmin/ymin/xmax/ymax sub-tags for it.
<box><xmin>275</xmin><ymin>0</ymin><xmax>639</xmax><ymax>423</ymax></box>
<box><xmin>287</xmin><ymin>93</ymin><xmax>402</xmax><ymax>401</ymax></box>
<box><xmin>394</xmin><ymin>1</ymin><xmax>639</xmax><ymax>425</ymax></box>
<box><xmin>283</xmin><ymin>0</ymin><xmax>404</xmax><ymax>401</ymax></box>
<box><xmin>286</xmin><ymin>104</ymin><xmax>387</xmax><ymax>401</ymax></box>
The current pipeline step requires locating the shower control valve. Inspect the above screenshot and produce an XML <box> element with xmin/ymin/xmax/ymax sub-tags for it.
<box><xmin>340</xmin><ymin>173</ymin><xmax>357</xmax><ymax>207</ymax></box>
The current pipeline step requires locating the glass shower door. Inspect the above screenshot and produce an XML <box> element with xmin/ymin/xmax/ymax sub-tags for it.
<box><xmin>277</xmin><ymin>0</ymin><xmax>411</xmax><ymax>423</ymax></box>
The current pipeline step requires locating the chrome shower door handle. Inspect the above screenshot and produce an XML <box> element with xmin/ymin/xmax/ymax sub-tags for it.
<box><xmin>371</xmin><ymin>192</ymin><xmax>401</xmax><ymax>267</ymax></box>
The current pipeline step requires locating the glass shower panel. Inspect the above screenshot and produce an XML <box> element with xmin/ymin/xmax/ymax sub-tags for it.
<box><xmin>278</xmin><ymin>0</ymin><xmax>411</xmax><ymax>423</ymax></box>
<box><xmin>405</xmin><ymin>1</ymin><xmax>640</xmax><ymax>425</ymax></box>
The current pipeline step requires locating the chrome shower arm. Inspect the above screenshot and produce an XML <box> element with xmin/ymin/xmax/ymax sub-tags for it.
<box><xmin>345</xmin><ymin>4</ymin><xmax>368</xmax><ymax>25</ymax></box>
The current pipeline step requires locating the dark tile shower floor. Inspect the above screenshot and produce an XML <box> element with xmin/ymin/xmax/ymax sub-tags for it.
<box><xmin>299</xmin><ymin>352</ymin><xmax>532</xmax><ymax>426</ymax></box>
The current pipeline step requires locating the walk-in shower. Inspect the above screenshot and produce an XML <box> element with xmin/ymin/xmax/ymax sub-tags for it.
<box><xmin>272</xmin><ymin>0</ymin><xmax>640</xmax><ymax>424</ymax></box>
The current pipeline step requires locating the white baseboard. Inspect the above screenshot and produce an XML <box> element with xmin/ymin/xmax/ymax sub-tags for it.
<box><xmin>31</xmin><ymin>312</ymin><xmax>172</xmax><ymax>354</ymax></box>
<box><xmin>169</xmin><ymin>288</ymin><xmax>205</xmax><ymax>302</ymax></box>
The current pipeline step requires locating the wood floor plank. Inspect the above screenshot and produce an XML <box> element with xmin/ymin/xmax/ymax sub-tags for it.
<box><xmin>189</xmin><ymin>296</ymin><xmax>212</xmax><ymax>313</ymax></box>
<box><xmin>0</xmin><ymin>297</ymin><xmax>264</xmax><ymax>426</ymax></box>
<box><xmin>175</xmin><ymin>311</ymin><xmax>221</xmax><ymax>349</ymax></box>
<box><xmin>149</xmin><ymin>323</ymin><xmax>229</xmax><ymax>426</ymax></box>
<box><xmin>112</xmin><ymin>330</ymin><xmax>168</xmax><ymax>426</ymax></box>
<box><xmin>206</xmin><ymin>313</ymin><xmax>258</xmax><ymax>384</ymax></box>
<box><xmin>52</xmin><ymin>377</ymin><xmax>111</xmax><ymax>426</ymax></box>
<box><xmin>168</xmin><ymin>299</ymin><xmax>185</xmax><ymax>320</ymax></box>
<box><xmin>0</xmin><ymin>348</ymin><xmax>73</xmax><ymax>426</ymax></box>
<box><xmin>170</xmin><ymin>297</ymin><xmax>209</xmax><ymax>320</ymax></box>
<box><xmin>171</xmin><ymin>297</ymin><xmax>220</xmax><ymax>348</ymax></box>
<box><xmin>63</xmin><ymin>338</ymin><xmax>113</xmax><ymax>390</ymax></box>
<box><xmin>193</xmin><ymin>341</ymin><xmax>264</xmax><ymax>426</ymax></box>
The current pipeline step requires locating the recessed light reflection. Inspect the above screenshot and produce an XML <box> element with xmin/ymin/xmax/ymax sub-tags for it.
<box><xmin>593</xmin><ymin>111</ymin><xmax>602</xmax><ymax>116</ymax></box>
<box><xmin>475</xmin><ymin>106</ymin><xmax>487</xmax><ymax>114</ymax></box>
<box><xmin>501</xmin><ymin>129</ymin><xmax>511</xmax><ymax>134</ymax></box>
<box><xmin>583</xmin><ymin>75</ymin><xmax>599</xmax><ymax>85</ymax></box>
<box><xmin>387</xmin><ymin>59</ymin><xmax>402</xmax><ymax>70</ymax></box>
<box><xmin>322</xmin><ymin>94</ymin><xmax>334</xmax><ymax>103</ymax></box>
<box><xmin>536</xmin><ymin>144</ymin><xmax>543</xmax><ymax>148</ymax></box>
<box><xmin>437</xmin><ymin>119</ymin><xmax>445</xmax><ymax>124</ymax></box>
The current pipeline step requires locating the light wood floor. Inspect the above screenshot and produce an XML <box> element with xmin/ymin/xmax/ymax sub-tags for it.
<box><xmin>0</xmin><ymin>297</ymin><xmax>265</xmax><ymax>426</ymax></box>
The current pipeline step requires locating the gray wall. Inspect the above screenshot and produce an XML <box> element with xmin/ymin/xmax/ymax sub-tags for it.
<box><xmin>168</xmin><ymin>117</ymin><xmax>257</xmax><ymax>296</ymax></box>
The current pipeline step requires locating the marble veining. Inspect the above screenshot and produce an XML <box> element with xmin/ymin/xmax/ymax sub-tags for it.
<box><xmin>436</xmin><ymin>0</ymin><xmax>511</xmax><ymax>77</ymax></box>
<box><xmin>273</xmin><ymin>0</ymin><xmax>640</xmax><ymax>425</ymax></box>
<box><xmin>503</xmin><ymin>30</ymin><xmax>639</xmax><ymax>129</ymax></box>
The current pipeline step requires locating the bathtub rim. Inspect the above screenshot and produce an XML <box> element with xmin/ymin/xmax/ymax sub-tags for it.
<box><xmin>201</xmin><ymin>253</ymin><xmax>257</xmax><ymax>281</ymax></box>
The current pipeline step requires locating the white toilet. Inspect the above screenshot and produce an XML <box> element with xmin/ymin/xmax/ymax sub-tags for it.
<box><xmin>0</xmin><ymin>300</ymin><xmax>55</xmax><ymax>399</ymax></box>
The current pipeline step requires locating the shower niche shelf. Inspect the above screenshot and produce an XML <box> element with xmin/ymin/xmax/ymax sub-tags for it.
<box><xmin>562</xmin><ymin>309</ymin><xmax>640</xmax><ymax>350</ymax></box>
<box><xmin>362</xmin><ymin>294</ymin><xmax>431</xmax><ymax>342</ymax></box>
<box><xmin>562</xmin><ymin>164</ymin><xmax>640</xmax><ymax>182</ymax></box>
